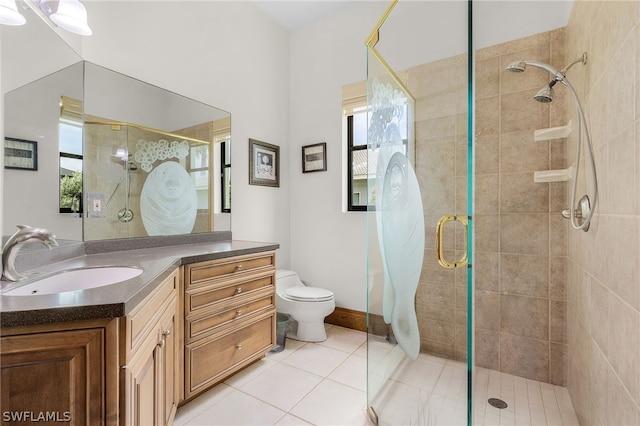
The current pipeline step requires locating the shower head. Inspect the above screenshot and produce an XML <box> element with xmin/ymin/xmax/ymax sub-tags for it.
<box><xmin>505</xmin><ymin>61</ymin><xmax>526</xmax><ymax>73</ymax></box>
<box><xmin>534</xmin><ymin>86</ymin><xmax>554</xmax><ymax>103</ymax></box>
<box><xmin>505</xmin><ymin>53</ymin><xmax>587</xmax><ymax>81</ymax></box>
<box><xmin>506</xmin><ymin>58</ymin><xmax>575</xmax><ymax>104</ymax></box>
<box><xmin>505</xmin><ymin>60</ymin><xmax>560</xmax><ymax>77</ymax></box>
<box><xmin>533</xmin><ymin>79</ymin><xmax>558</xmax><ymax>103</ymax></box>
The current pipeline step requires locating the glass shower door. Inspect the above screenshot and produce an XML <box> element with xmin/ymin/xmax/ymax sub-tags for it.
<box><xmin>365</xmin><ymin>1</ymin><xmax>472</xmax><ymax>425</ymax></box>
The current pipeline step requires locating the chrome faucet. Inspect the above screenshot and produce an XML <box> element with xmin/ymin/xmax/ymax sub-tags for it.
<box><xmin>1</xmin><ymin>225</ymin><xmax>58</xmax><ymax>281</ymax></box>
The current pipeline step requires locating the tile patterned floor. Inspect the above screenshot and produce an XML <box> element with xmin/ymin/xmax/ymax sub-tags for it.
<box><xmin>174</xmin><ymin>325</ymin><xmax>580</xmax><ymax>426</ymax></box>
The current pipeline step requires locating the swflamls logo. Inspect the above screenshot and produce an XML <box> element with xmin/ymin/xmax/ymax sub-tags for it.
<box><xmin>2</xmin><ymin>411</ymin><xmax>71</xmax><ymax>422</ymax></box>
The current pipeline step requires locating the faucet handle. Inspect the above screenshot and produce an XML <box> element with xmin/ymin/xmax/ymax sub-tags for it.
<box><xmin>1</xmin><ymin>225</ymin><xmax>59</xmax><ymax>282</ymax></box>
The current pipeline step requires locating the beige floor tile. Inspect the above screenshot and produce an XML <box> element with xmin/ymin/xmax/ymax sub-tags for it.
<box><xmin>289</xmin><ymin>379</ymin><xmax>367</xmax><ymax>426</ymax></box>
<box><xmin>327</xmin><ymin>354</ymin><xmax>367</xmax><ymax>391</ymax></box>
<box><xmin>187</xmin><ymin>390</ymin><xmax>285</xmax><ymax>426</ymax></box>
<box><xmin>239</xmin><ymin>363</ymin><xmax>322</xmax><ymax>412</ymax></box>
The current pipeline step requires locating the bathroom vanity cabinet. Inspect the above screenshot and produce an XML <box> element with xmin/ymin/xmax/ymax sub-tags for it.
<box><xmin>183</xmin><ymin>251</ymin><xmax>276</xmax><ymax>400</ymax></box>
<box><xmin>0</xmin><ymin>241</ymin><xmax>279</xmax><ymax>425</ymax></box>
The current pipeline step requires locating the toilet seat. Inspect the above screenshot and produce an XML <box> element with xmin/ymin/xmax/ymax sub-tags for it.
<box><xmin>284</xmin><ymin>286</ymin><xmax>334</xmax><ymax>302</ymax></box>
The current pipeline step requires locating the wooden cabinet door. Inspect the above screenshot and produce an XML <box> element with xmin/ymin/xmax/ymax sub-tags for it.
<box><xmin>158</xmin><ymin>306</ymin><xmax>177</xmax><ymax>426</ymax></box>
<box><xmin>123</xmin><ymin>293</ymin><xmax>178</xmax><ymax>426</ymax></box>
<box><xmin>1</xmin><ymin>327</ymin><xmax>108</xmax><ymax>425</ymax></box>
<box><xmin>125</xmin><ymin>340</ymin><xmax>159</xmax><ymax>426</ymax></box>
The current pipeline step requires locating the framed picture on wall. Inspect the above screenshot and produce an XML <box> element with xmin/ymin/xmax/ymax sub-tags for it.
<box><xmin>249</xmin><ymin>138</ymin><xmax>280</xmax><ymax>187</ymax></box>
<box><xmin>4</xmin><ymin>137</ymin><xmax>37</xmax><ymax>171</ymax></box>
<box><xmin>302</xmin><ymin>142</ymin><xmax>327</xmax><ymax>173</ymax></box>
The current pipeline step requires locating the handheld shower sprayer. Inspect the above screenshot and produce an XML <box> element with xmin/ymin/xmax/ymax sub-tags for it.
<box><xmin>507</xmin><ymin>53</ymin><xmax>588</xmax><ymax>104</ymax></box>
<box><xmin>505</xmin><ymin>52</ymin><xmax>598</xmax><ymax>232</ymax></box>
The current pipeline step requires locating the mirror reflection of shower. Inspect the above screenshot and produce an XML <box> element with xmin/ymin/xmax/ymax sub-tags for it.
<box><xmin>506</xmin><ymin>52</ymin><xmax>598</xmax><ymax>231</ymax></box>
<box><xmin>111</xmin><ymin>148</ymin><xmax>136</xmax><ymax>223</ymax></box>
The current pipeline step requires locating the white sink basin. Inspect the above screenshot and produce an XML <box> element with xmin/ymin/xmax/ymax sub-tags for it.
<box><xmin>2</xmin><ymin>267</ymin><xmax>143</xmax><ymax>296</ymax></box>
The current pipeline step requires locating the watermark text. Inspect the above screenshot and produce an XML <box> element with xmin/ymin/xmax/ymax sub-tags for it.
<box><xmin>2</xmin><ymin>411</ymin><xmax>71</xmax><ymax>423</ymax></box>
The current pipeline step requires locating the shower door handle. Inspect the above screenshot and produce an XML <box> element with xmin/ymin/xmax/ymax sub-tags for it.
<box><xmin>435</xmin><ymin>215</ymin><xmax>468</xmax><ymax>269</ymax></box>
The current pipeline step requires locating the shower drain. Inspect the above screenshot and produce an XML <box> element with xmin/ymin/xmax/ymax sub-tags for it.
<box><xmin>488</xmin><ymin>398</ymin><xmax>508</xmax><ymax>409</ymax></box>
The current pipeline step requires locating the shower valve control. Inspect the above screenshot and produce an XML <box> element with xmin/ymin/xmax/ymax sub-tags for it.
<box><xmin>561</xmin><ymin>195</ymin><xmax>591</xmax><ymax>232</ymax></box>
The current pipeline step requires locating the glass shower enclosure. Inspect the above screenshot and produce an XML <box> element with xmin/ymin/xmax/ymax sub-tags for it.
<box><xmin>365</xmin><ymin>1</ymin><xmax>473</xmax><ymax>424</ymax></box>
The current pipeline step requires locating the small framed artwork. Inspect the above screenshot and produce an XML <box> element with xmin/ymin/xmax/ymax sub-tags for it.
<box><xmin>249</xmin><ymin>138</ymin><xmax>280</xmax><ymax>187</ymax></box>
<box><xmin>302</xmin><ymin>142</ymin><xmax>327</xmax><ymax>173</ymax></box>
<box><xmin>4</xmin><ymin>137</ymin><xmax>38</xmax><ymax>171</ymax></box>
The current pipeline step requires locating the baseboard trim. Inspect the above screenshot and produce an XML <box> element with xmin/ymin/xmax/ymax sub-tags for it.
<box><xmin>324</xmin><ymin>307</ymin><xmax>367</xmax><ymax>332</ymax></box>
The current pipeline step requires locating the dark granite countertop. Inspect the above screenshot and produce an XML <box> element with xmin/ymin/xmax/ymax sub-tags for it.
<box><xmin>0</xmin><ymin>239</ymin><xmax>279</xmax><ymax>327</ymax></box>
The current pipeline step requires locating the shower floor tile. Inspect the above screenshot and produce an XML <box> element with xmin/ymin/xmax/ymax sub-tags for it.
<box><xmin>175</xmin><ymin>326</ymin><xmax>579</xmax><ymax>426</ymax></box>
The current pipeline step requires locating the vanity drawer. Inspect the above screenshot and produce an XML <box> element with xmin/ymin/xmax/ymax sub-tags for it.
<box><xmin>185</xmin><ymin>272</ymin><xmax>274</xmax><ymax>316</ymax></box>
<box><xmin>185</xmin><ymin>251</ymin><xmax>275</xmax><ymax>289</ymax></box>
<box><xmin>184</xmin><ymin>311</ymin><xmax>275</xmax><ymax>399</ymax></box>
<box><xmin>185</xmin><ymin>291</ymin><xmax>274</xmax><ymax>343</ymax></box>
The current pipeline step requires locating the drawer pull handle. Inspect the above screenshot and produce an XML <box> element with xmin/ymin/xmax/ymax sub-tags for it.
<box><xmin>235</xmin><ymin>287</ymin><xmax>243</xmax><ymax>294</ymax></box>
<box><xmin>235</xmin><ymin>265</ymin><xmax>243</xmax><ymax>271</ymax></box>
<box><xmin>236</xmin><ymin>344</ymin><xmax>243</xmax><ymax>350</ymax></box>
<box><xmin>157</xmin><ymin>338</ymin><xmax>166</xmax><ymax>349</ymax></box>
<box><xmin>163</xmin><ymin>329</ymin><xmax>171</xmax><ymax>337</ymax></box>
<box><xmin>236</xmin><ymin>309</ymin><xmax>242</xmax><ymax>317</ymax></box>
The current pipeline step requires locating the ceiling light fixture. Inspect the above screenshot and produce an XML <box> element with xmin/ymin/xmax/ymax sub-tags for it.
<box><xmin>0</xmin><ymin>0</ymin><xmax>92</xmax><ymax>35</ymax></box>
<box><xmin>47</xmin><ymin>0</ymin><xmax>91</xmax><ymax>35</ymax></box>
<box><xmin>0</xmin><ymin>0</ymin><xmax>26</xmax><ymax>25</ymax></box>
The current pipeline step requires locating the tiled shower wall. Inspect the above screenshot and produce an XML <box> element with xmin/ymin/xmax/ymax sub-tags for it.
<box><xmin>408</xmin><ymin>54</ymin><xmax>469</xmax><ymax>362</ymax></box>
<box><xmin>565</xmin><ymin>1</ymin><xmax>640</xmax><ymax>424</ymax></box>
<box><xmin>409</xmin><ymin>28</ymin><xmax>569</xmax><ymax>385</ymax></box>
<box><xmin>474</xmin><ymin>29</ymin><xmax>569</xmax><ymax>386</ymax></box>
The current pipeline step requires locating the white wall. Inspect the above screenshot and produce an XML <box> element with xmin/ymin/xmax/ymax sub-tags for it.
<box><xmin>82</xmin><ymin>1</ymin><xmax>292</xmax><ymax>267</ymax></box>
<box><xmin>288</xmin><ymin>2</ymin><xmax>387</xmax><ymax>311</ymax></box>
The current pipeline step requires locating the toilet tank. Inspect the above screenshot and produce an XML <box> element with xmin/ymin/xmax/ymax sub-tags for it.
<box><xmin>275</xmin><ymin>270</ymin><xmax>303</xmax><ymax>292</ymax></box>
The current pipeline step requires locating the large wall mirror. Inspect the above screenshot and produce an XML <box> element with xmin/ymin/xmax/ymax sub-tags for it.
<box><xmin>2</xmin><ymin>6</ymin><xmax>231</xmax><ymax>242</ymax></box>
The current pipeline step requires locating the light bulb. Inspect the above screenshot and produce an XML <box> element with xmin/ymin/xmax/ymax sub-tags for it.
<box><xmin>0</xmin><ymin>0</ymin><xmax>26</xmax><ymax>26</ymax></box>
<box><xmin>50</xmin><ymin>0</ymin><xmax>92</xmax><ymax>36</ymax></box>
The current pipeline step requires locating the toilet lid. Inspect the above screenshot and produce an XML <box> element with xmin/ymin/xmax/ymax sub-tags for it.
<box><xmin>284</xmin><ymin>286</ymin><xmax>334</xmax><ymax>302</ymax></box>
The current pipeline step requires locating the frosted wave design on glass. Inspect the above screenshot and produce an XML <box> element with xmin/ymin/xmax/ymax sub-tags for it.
<box><xmin>369</xmin><ymin>77</ymin><xmax>413</xmax><ymax>335</ymax></box>
<box><xmin>140</xmin><ymin>161</ymin><xmax>197</xmax><ymax>236</ymax></box>
<box><xmin>368</xmin><ymin>79</ymin><xmax>407</xmax><ymax>145</ymax></box>
<box><xmin>380</xmin><ymin>152</ymin><xmax>424</xmax><ymax>360</ymax></box>
<box><xmin>134</xmin><ymin>139</ymin><xmax>189</xmax><ymax>172</ymax></box>
<box><xmin>376</xmin><ymin>143</ymin><xmax>404</xmax><ymax>324</ymax></box>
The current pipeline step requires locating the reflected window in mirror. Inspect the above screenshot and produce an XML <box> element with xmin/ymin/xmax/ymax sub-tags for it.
<box><xmin>221</xmin><ymin>141</ymin><xmax>231</xmax><ymax>213</ymax></box>
<box><xmin>189</xmin><ymin>142</ymin><xmax>210</xmax><ymax>210</ymax></box>
<box><xmin>59</xmin><ymin>96</ymin><xmax>83</xmax><ymax>215</ymax></box>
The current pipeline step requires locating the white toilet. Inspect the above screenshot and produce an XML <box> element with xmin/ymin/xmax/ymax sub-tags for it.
<box><xmin>275</xmin><ymin>270</ymin><xmax>335</xmax><ymax>342</ymax></box>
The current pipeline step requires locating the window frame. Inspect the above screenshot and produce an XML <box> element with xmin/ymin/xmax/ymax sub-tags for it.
<box><xmin>58</xmin><ymin>115</ymin><xmax>83</xmax><ymax>214</ymax></box>
<box><xmin>347</xmin><ymin>114</ymin><xmax>369</xmax><ymax>212</ymax></box>
<box><xmin>346</xmin><ymin>112</ymin><xmax>409</xmax><ymax>212</ymax></box>
<box><xmin>220</xmin><ymin>140</ymin><xmax>231</xmax><ymax>213</ymax></box>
